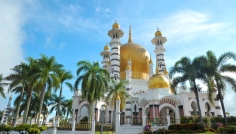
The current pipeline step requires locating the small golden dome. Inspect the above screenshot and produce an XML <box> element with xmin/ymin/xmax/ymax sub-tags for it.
<box><xmin>112</xmin><ymin>21</ymin><xmax>120</xmax><ymax>29</ymax></box>
<box><xmin>126</xmin><ymin>65</ymin><xmax>131</xmax><ymax>70</ymax></box>
<box><xmin>155</xmin><ymin>30</ymin><xmax>162</xmax><ymax>37</ymax></box>
<box><xmin>148</xmin><ymin>73</ymin><xmax>170</xmax><ymax>89</ymax></box>
<box><xmin>116</xmin><ymin>94</ymin><xmax>120</xmax><ymax>100</ymax></box>
<box><xmin>164</xmin><ymin>69</ymin><xmax>168</xmax><ymax>75</ymax></box>
<box><xmin>104</xmin><ymin>44</ymin><xmax>110</xmax><ymax>51</ymax></box>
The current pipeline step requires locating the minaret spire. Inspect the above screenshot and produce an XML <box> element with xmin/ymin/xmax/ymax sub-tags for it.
<box><xmin>128</xmin><ymin>26</ymin><xmax>132</xmax><ymax>43</ymax></box>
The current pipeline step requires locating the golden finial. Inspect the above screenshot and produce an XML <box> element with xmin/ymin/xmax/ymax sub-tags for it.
<box><xmin>128</xmin><ymin>26</ymin><xmax>132</xmax><ymax>43</ymax></box>
<box><xmin>155</xmin><ymin>26</ymin><xmax>162</xmax><ymax>37</ymax></box>
<box><xmin>112</xmin><ymin>20</ymin><xmax>120</xmax><ymax>29</ymax></box>
<box><xmin>10</xmin><ymin>95</ymin><xmax>12</xmax><ymax>99</ymax></box>
<box><xmin>108</xmin><ymin>60</ymin><xmax>111</xmax><ymax>66</ymax></box>
<box><xmin>116</xmin><ymin>94</ymin><xmax>120</xmax><ymax>100</ymax></box>
<box><xmin>149</xmin><ymin>57</ymin><xmax>153</xmax><ymax>64</ymax></box>
<box><xmin>104</xmin><ymin>43</ymin><xmax>110</xmax><ymax>51</ymax></box>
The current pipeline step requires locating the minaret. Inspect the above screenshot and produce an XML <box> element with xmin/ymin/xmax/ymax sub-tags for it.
<box><xmin>125</xmin><ymin>57</ymin><xmax>132</xmax><ymax>95</ymax></box>
<box><xmin>125</xmin><ymin>59</ymin><xmax>132</xmax><ymax>124</ymax></box>
<box><xmin>100</xmin><ymin>43</ymin><xmax>111</xmax><ymax>72</ymax></box>
<box><xmin>108</xmin><ymin>21</ymin><xmax>124</xmax><ymax>80</ymax></box>
<box><xmin>151</xmin><ymin>28</ymin><xmax>167</xmax><ymax>74</ymax></box>
<box><xmin>149</xmin><ymin>57</ymin><xmax>154</xmax><ymax>78</ymax></box>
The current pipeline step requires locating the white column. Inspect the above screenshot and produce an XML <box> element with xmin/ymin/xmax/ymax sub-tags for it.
<box><xmin>166</xmin><ymin>109</ymin><xmax>170</xmax><ymax>127</ymax></box>
<box><xmin>142</xmin><ymin>112</ymin><xmax>146</xmax><ymax>126</ymax></box>
<box><xmin>92</xmin><ymin>114</ymin><xmax>95</xmax><ymax>133</ymax></box>
<box><xmin>72</xmin><ymin>110</ymin><xmax>75</xmax><ymax>131</ymax></box>
<box><xmin>115</xmin><ymin>100</ymin><xmax>121</xmax><ymax>134</ymax></box>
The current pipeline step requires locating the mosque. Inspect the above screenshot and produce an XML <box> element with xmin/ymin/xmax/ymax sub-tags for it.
<box><xmin>72</xmin><ymin>21</ymin><xmax>222</xmax><ymax>126</ymax></box>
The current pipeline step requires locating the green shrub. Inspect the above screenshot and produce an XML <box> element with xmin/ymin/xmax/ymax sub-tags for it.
<box><xmin>1</xmin><ymin>125</ymin><xmax>13</xmax><ymax>134</ymax></box>
<box><xmin>39</xmin><ymin>126</ymin><xmax>47</xmax><ymax>131</ymax></box>
<box><xmin>218</xmin><ymin>125</ymin><xmax>236</xmax><ymax>133</ymax></box>
<box><xmin>14</xmin><ymin>124</ymin><xmax>31</xmax><ymax>134</ymax></box>
<box><xmin>168</xmin><ymin>123</ymin><xmax>205</xmax><ymax>131</ymax></box>
<box><xmin>27</xmin><ymin>127</ymin><xmax>40</xmax><ymax>134</ymax></box>
<box><xmin>80</xmin><ymin>116</ymin><xmax>89</xmax><ymax>123</ymax></box>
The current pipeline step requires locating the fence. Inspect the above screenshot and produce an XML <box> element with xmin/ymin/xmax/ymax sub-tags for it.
<box><xmin>120</xmin><ymin>115</ymin><xmax>142</xmax><ymax>126</ymax></box>
<box><xmin>58</xmin><ymin>122</ymin><xmax>92</xmax><ymax>131</ymax></box>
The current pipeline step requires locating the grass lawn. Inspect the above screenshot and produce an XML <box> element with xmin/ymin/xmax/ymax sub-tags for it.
<box><xmin>95</xmin><ymin>131</ymin><xmax>115</xmax><ymax>134</ymax></box>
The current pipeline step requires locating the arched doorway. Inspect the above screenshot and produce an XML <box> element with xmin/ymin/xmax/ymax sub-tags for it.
<box><xmin>79</xmin><ymin>104</ymin><xmax>90</xmax><ymax>122</ymax></box>
<box><xmin>160</xmin><ymin>106</ymin><xmax>176</xmax><ymax>125</ymax></box>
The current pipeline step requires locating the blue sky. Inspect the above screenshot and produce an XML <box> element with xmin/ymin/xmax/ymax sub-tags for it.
<box><xmin>1</xmin><ymin>0</ymin><xmax>236</xmax><ymax>116</ymax></box>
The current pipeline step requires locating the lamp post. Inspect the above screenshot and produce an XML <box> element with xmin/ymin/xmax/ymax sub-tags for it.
<box><xmin>30</xmin><ymin>110</ymin><xmax>34</xmax><ymax>125</ymax></box>
<box><xmin>100</xmin><ymin>106</ymin><xmax>106</xmax><ymax>134</ymax></box>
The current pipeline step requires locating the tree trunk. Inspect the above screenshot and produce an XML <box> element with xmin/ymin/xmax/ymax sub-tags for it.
<box><xmin>57</xmin><ymin>83</ymin><xmax>63</xmax><ymax>116</ymax></box>
<box><xmin>37</xmin><ymin>84</ymin><xmax>46</xmax><ymax>124</ymax></box>
<box><xmin>23</xmin><ymin>89</ymin><xmax>33</xmax><ymax>124</ymax></box>
<box><xmin>194</xmin><ymin>83</ymin><xmax>203</xmax><ymax>123</ymax></box>
<box><xmin>14</xmin><ymin>87</ymin><xmax>24</xmax><ymax>126</ymax></box>
<box><xmin>216</xmin><ymin>80</ymin><xmax>227</xmax><ymax>123</ymax></box>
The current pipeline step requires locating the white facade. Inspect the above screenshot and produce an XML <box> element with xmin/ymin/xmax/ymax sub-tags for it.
<box><xmin>72</xmin><ymin>22</ymin><xmax>222</xmax><ymax>126</ymax></box>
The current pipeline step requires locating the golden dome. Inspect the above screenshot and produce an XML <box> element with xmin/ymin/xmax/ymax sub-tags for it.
<box><xmin>104</xmin><ymin>44</ymin><xmax>110</xmax><ymax>51</ymax></box>
<box><xmin>155</xmin><ymin>30</ymin><xmax>162</xmax><ymax>37</ymax></box>
<box><xmin>126</xmin><ymin>64</ymin><xmax>131</xmax><ymax>70</ymax></box>
<box><xmin>112</xmin><ymin>21</ymin><xmax>120</xmax><ymax>29</ymax></box>
<box><xmin>120</xmin><ymin>26</ymin><xmax>150</xmax><ymax>79</ymax></box>
<box><xmin>116</xmin><ymin>94</ymin><xmax>120</xmax><ymax>100</ymax></box>
<box><xmin>148</xmin><ymin>73</ymin><xmax>170</xmax><ymax>89</ymax></box>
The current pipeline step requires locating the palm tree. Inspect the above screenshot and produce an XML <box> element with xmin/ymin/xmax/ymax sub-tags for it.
<box><xmin>0</xmin><ymin>74</ymin><xmax>7</xmax><ymax>98</ymax></box>
<box><xmin>105</xmin><ymin>79</ymin><xmax>130</xmax><ymax>111</ymax></box>
<box><xmin>56</xmin><ymin>69</ymin><xmax>73</xmax><ymax>117</ymax></box>
<box><xmin>62</xmin><ymin>99</ymin><xmax>73</xmax><ymax>122</ymax></box>
<box><xmin>48</xmin><ymin>94</ymin><xmax>66</xmax><ymax>116</ymax></box>
<box><xmin>21</xmin><ymin>57</ymin><xmax>41</xmax><ymax>123</ymax></box>
<box><xmin>204</xmin><ymin>51</ymin><xmax>236</xmax><ymax>123</ymax></box>
<box><xmin>169</xmin><ymin>56</ymin><xmax>206</xmax><ymax>123</ymax></box>
<box><xmin>74</xmin><ymin>61</ymin><xmax>110</xmax><ymax>122</ymax></box>
<box><xmin>5</xmin><ymin>63</ymin><xmax>28</xmax><ymax>125</ymax></box>
<box><xmin>36</xmin><ymin>54</ymin><xmax>63</xmax><ymax>124</ymax></box>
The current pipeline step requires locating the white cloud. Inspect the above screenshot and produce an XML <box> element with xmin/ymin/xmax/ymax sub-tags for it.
<box><xmin>0</xmin><ymin>0</ymin><xmax>27</xmax><ymax>109</ymax></box>
<box><xmin>104</xmin><ymin>8</ymin><xmax>112</xmax><ymax>17</ymax></box>
<box><xmin>162</xmin><ymin>10</ymin><xmax>227</xmax><ymax>45</ymax></box>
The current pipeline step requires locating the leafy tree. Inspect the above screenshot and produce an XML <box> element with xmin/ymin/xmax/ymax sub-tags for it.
<box><xmin>169</xmin><ymin>56</ymin><xmax>206</xmax><ymax>123</ymax></box>
<box><xmin>74</xmin><ymin>61</ymin><xmax>109</xmax><ymax>122</ymax></box>
<box><xmin>204</xmin><ymin>51</ymin><xmax>236</xmax><ymax>123</ymax></box>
